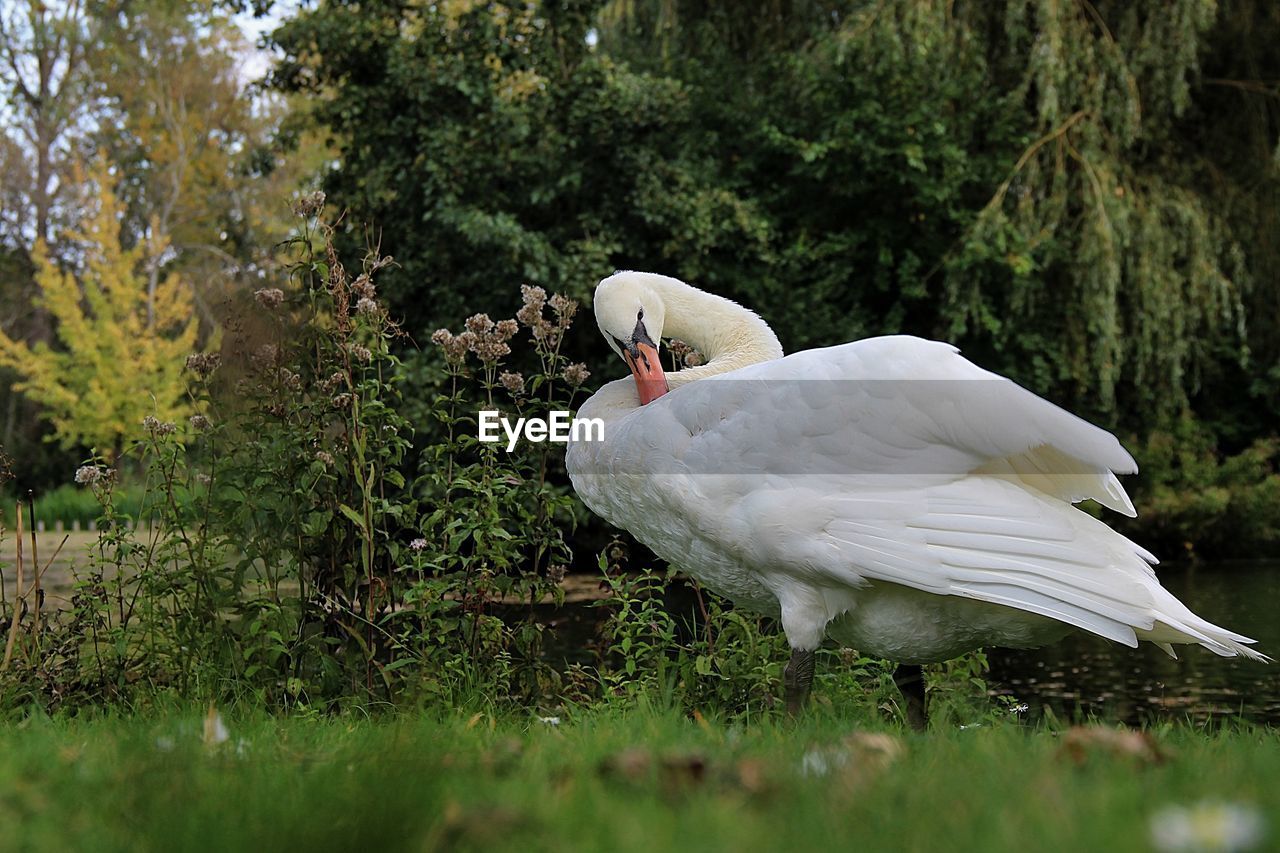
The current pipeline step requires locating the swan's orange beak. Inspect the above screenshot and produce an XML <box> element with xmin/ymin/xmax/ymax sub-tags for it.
<box><xmin>625</xmin><ymin>341</ymin><xmax>668</xmax><ymax>404</ymax></box>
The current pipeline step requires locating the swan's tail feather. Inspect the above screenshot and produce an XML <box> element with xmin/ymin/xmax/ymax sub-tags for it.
<box><xmin>1155</xmin><ymin>630</ymin><xmax>1271</xmax><ymax>663</ymax></box>
<box><xmin>1139</xmin><ymin>586</ymin><xmax>1271</xmax><ymax>662</ymax></box>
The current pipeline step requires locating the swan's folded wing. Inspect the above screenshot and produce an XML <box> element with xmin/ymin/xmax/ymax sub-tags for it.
<box><xmin>812</xmin><ymin>478</ymin><xmax>1153</xmax><ymax>646</ymax></box>
<box><xmin>789</xmin><ymin>477</ymin><xmax>1262</xmax><ymax>659</ymax></box>
<box><xmin>661</xmin><ymin>334</ymin><xmax>1139</xmax><ymax>515</ymax></box>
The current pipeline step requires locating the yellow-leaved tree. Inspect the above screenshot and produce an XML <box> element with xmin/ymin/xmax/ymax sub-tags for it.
<box><xmin>0</xmin><ymin>158</ymin><xmax>201</xmax><ymax>458</ymax></box>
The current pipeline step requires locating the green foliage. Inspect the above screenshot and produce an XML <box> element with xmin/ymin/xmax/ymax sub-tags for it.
<box><xmin>408</xmin><ymin>282</ymin><xmax>587</xmax><ymax>703</ymax></box>
<box><xmin>269</xmin><ymin>0</ymin><xmax>753</xmax><ymax>338</ymax></box>
<box><xmin>602</xmin><ymin>0</ymin><xmax>1270</xmax><ymax>430</ymax></box>
<box><xmin>183</xmin><ymin>212</ymin><xmax>428</xmax><ymax>708</ymax></box>
<box><xmin>943</xmin><ymin>1</ymin><xmax>1248</xmax><ymax>426</ymax></box>
<box><xmin>0</xmin><ymin>211</ymin><xmax>601</xmax><ymax>713</ymax></box>
<box><xmin>594</xmin><ymin>541</ymin><xmax>999</xmax><ymax>725</ymax></box>
<box><xmin>0</xmin><ymin>483</ymin><xmax>146</xmax><ymax>529</ymax></box>
<box><xmin>5</xmin><ymin>0</ymin><xmax>1280</xmax><ymax>722</ymax></box>
<box><xmin>0</xmin><ymin>210</ymin><xmax>413</xmax><ymax>707</ymax></box>
<box><xmin>602</xmin><ymin>0</ymin><xmax>1028</xmax><ymax>349</ymax></box>
<box><xmin>0</xmin><ymin>206</ymin><xmax>997</xmax><ymax>719</ymax></box>
<box><xmin>1120</xmin><ymin>423</ymin><xmax>1280</xmax><ymax>560</ymax></box>
<box><xmin>595</xmin><ymin>546</ymin><xmax>787</xmax><ymax>715</ymax></box>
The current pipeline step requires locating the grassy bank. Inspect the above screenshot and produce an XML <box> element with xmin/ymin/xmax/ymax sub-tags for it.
<box><xmin>1</xmin><ymin>707</ymin><xmax>1274</xmax><ymax>852</ymax></box>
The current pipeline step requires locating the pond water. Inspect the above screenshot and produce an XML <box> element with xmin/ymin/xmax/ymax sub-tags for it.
<box><xmin>985</xmin><ymin>560</ymin><xmax>1280</xmax><ymax>727</ymax></box>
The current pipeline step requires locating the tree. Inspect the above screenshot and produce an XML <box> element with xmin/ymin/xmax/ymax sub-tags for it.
<box><xmin>0</xmin><ymin>0</ymin><xmax>94</xmax><ymax>483</ymax></box>
<box><xmin>0</xmin><ymin>0</ymin><xmax>90</xmax><ymax>249</ymax></box>
<box><xmin>0</xmin><ymin>0</ymin><xmax>311</xmax><ymax>486</ymax></box>
<box><xmin>89</xmin><ymin>0</ymin><xmax>312</xmax><ymax>325</ymax></box>
<box><xmin>596</xmin><ymin>0</ymin><xmax>1275</xmax><ymax>433</ymax></box>
<box><xmin>0</xmin><ymin>157</ymin><xmax>202</xmax><ymax>458</ymax></box>
<box><xmin>270</xmin><ymin>0</ymin><xmax>1280</xmax><ymax>530</ymax></box>
<box><xmin>268</xmin><ymin>0</ymin><xmax>770</xmax><ymax>341</ymax></box>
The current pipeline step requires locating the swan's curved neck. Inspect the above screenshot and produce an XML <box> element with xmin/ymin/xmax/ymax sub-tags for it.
<box><xmin>648</xmin><ymin>277</ymin><xmax>784</xmax><ymax>384</ymax></box>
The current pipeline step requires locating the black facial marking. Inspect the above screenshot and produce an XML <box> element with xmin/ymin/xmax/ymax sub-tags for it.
<box><xmin>623</xmin><ymin>317</ymin><xmax>659</xmax><ymax>368</ymax></box>
<box><xmin>631</xmin><ymin>317</ymin><xmax>656</xmax><ymax>350</ymax></box>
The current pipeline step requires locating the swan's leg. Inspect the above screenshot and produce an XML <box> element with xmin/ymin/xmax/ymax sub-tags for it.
<box><xmin>893</xmin><ymin>663</ymin><xmax>927</xmax><ymax>731</ymax></box>
<box><xmin>784</xmin><ymin>648</ymin><xmax>816</xmax><ymax>716</ymax></box>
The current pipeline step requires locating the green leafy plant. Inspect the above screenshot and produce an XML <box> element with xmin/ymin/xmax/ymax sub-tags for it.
<box><xmin>0</xmin><ymin>203</ymin><xmax>604</xmax><ymax>714</ymax></box>
<box><xmin>412</xmin><ymin>283</ymin><xmax>589</xmax><ymax>702</ymax></box>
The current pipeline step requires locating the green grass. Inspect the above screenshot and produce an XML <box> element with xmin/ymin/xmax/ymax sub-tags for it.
<box><xmin>1</xmin><ymin>705</ymin><xmax>1275</xmax><ymax>852</ymax></box>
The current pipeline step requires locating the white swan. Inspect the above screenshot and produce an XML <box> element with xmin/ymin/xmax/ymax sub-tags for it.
<box><xmin>566</xmin><ymin>271</ymin><xmax>1267</xmax><ymax>725</ymax></box>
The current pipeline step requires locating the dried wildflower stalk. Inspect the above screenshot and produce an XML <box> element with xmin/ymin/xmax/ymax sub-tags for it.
<box><xmin>254</xmin><ymin>288</ymin><xmax>285</xmax><ymax>309</ymax></box>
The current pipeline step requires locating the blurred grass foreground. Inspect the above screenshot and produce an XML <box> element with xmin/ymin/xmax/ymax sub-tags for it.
<box><xmin>0</xmin><ymin>708</ymin><xmax>1275</xmax><ymax>853</ymax></box>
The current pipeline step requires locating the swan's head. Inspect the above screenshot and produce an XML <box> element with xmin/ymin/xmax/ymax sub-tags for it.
<box><xmin>594</xmin><ymin>271</ymin><xmax>671</xmax><ymax>404</ymax></box>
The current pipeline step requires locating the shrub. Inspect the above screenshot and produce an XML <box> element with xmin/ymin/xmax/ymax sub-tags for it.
<box><xmin>0</xmin><ymin>210</ymin><xmax>586</xmax><ymax>712</ymax></box>
<box><xmin>1121</xmin><ymin>420</ymin><xmax>1280</xmax><ymax>559</ymax></box>
<box><xmin>1</xmin><ymin>484</ymin><xmax>147</xmax><ymax>529</ymax></box>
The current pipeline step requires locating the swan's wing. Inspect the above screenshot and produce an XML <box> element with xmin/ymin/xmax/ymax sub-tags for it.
<box><xmin>664</xmin><ymin>334</ymin><xmax>1138</xmax><ymax>515</ymax></box>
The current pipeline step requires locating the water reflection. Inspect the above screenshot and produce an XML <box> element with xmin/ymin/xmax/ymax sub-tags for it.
<box><xmin>987</xmin><ymin>560</ymin><xmax>1280</xmax><ymax>726</ymax></box>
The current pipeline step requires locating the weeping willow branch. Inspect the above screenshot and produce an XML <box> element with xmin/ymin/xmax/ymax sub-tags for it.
<box><xmin>981</xmin><ymin>110</ymin><xmax>1090</xmax><ymax>215</ymax></box>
